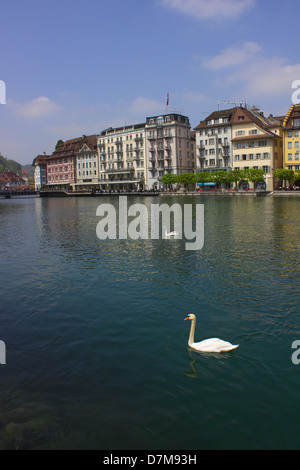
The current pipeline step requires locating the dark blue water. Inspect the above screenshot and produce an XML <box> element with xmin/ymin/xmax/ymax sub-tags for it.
<box><xmin>0</xmin><ymin>195</ymin><xmax>300</xmax><ymax>449</ymax></box>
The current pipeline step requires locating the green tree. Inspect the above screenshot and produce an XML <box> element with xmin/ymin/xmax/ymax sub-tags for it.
<box><xmin>177</xmin><ymin>172</ymin><xmax>196</xmax><ymax>190</ymax></box>
<box><xmin>55</xmin><ymin>139</ymin><xmax>64</xmax><ymax>150</ymax></box>
<box><xmin>195</xmin><ymin>172</ymin><xmax>209</xmax><ymax>189</ymax></box>
<box><xmin>244</xmin><ymin>168</ymin><xmax>265</xmax><ymax>188</ymax></box>
<box><xmin>210</xmin><ymin>170</ymin><xmax>229</xmax><ymax>189</ymax></box>
<box><xmin>160</xmin><ymin>173</ymin><xmax>178</xmax><ymax>189</ymax></box>
<box><xmin>226</xmin><ymin>170</ymin><xmax>243</xmax><ymax>189</ymax></box>
<box><xmin>273</xmin><ymin>169</ymin><xmax>294</xmax><ymax>188</ymax></box>
<box><xmin>293</xmin><ymin>170</ymin><xmax>300</xmax><ymax>183</ymax></box>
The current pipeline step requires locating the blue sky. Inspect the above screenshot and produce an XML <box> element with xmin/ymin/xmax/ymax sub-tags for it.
<box><xmin>1</xmin><ymin>0</ymin><xmax>300</xmax><ymax>164</ymax></box>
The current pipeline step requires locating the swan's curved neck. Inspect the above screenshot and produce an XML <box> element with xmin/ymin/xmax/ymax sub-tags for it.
<box><xmin>188</xmin><ymin>318</ymin><xmax>196</xmax><ymax>345</ymax></box>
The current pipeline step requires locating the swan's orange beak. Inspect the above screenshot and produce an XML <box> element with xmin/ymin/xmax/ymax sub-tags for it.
<box><xmin>184</xmin><ymin>316</ymin><xmax>189</xmax><ymax>321</ymax></box>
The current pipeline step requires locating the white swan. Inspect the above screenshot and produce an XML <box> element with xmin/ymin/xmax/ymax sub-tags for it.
<box><xmin>163</xmin><ymin>226</ymin><xmax>180</xmax><ymax>238</ymax></box>
<box><xmin>184</xmin><ymin>314</ymin><xmax>239</xmax><ymax>353</ymax></box>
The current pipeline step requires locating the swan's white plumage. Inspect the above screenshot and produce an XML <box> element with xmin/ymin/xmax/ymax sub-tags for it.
<box><xmin>184</xmin><ymin>314</ymin><xmax>239</xmax><ymax>353</ymax></box>
<box><xmin>163</xmin><ymin>226</ymin><xmax>180</xmax><ymax>238</ymax></box>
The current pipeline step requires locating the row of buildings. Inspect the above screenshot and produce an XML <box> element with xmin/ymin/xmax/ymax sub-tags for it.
<box><xmin>33</xmin><ymin>104</ymin><xmax>300</xmax><ymax>192</ymax></box>
<box><xmin>0</xmin><ymin>170</ymin><xmax>28</xmax><ymax>190</ymax></box>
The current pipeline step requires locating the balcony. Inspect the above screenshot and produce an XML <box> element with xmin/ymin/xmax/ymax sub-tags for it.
<box><xmin>105</xmin><ymin>168</ymin><xmax>132</xmax><ymax>175</ymax></box>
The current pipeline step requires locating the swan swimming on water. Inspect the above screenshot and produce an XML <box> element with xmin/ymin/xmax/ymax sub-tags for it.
<box><xmin>163</xmin><ymin>226</ymin><xmax>180</xmax><ymax>238</ymax></box>
<box><xmin>184</xmin><ymin>314</ymin><xmax>239</xmax><ymax>353</ymax></box>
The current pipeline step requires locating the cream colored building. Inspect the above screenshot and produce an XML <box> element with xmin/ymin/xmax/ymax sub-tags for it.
<box><xmin>146</xmin><ymin>113</ymin><xmax>193</xmax><ymax>189</ymax></box>
<box><xmin>75</xmin><ymin>135</ymin><xmax>99</xmax><ymax>188</ymax></box>
<box><xmin>231</xmin><ymin>107</ymin><xmax>283</xmax><ymax>190</ymax></box>
<box><xmin>98</xmin><ymin>124</ymin><xmax>146</xmax><ymax>191</ymax></box>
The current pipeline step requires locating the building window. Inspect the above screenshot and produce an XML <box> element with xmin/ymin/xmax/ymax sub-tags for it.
<box><xmin>288</xmin><ymin>153</ymin><xmax>293</xmax><ymax>161</ymax></box>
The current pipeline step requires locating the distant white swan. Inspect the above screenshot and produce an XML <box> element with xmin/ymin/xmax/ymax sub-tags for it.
<box><xmin>184</xmin><ymin>314</ymin><xmax>239</xmax><ymax>353</ymax></box>
<box><xmin>163</xmin><ymin>226</ymin><xmax>180</xmax><ymax>238</ymax></box>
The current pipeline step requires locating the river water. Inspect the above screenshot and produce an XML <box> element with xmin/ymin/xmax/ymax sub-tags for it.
<box><xmin>0</xmin><ymin>194</ymin><xmax>300</xmax><ymax>449</ymax></box>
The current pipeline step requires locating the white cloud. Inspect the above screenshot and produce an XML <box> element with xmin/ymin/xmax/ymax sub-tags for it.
<box><xmin>160</xmin><ymin>0</ymin><xmax>256</xmax><ymax>20</ymax></box>
<box><xmin>203</xmin><ymin>41</ymin><xmax>262</xmax><ymax>70</ymax></box>
<box><xmin>182</xmin><ymin>91</ymin><xmax>210</xmax><ymax>103</ymax></box>
<box><xmin>129</xmin><ymin>97</ymin><xmax>165</xmax><ymax>115</ymax></box>
<box><xmin>14</xmin><ymin>96</ymin><xmax>61</xmax><ymax>119</ymax></box>
<box><xmin>225</xmin><ymin>57</ymin><xmax>300</xmax><ymax>97</ymax></box>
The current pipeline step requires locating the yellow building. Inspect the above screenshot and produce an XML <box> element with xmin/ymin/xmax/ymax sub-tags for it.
<box><xmin>282</xmin><ymin>104</ymin><xmax>300</xmax><ymax>172</ymax></box>
<box><xmin>231</xmin><ymin>106</ymin><xmax>283</xmax><ymax>190</ymax></box>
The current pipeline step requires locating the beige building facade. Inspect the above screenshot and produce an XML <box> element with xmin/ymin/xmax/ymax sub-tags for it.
<box><xmin>231</xmin><ymin>107</ymin><xmax>283</xmax><ymax>190</ymax></box>
<box><xmin>145</xmin><ymin>113</ymin><xmax>193</xmax><ymax>189</ymax></box>
<box><xmin>98</xmin><ymin>124</ymin><xmax>146</xmax><ymax>191</ymax></box>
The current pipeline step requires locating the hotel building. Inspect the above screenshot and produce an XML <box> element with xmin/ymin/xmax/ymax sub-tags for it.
<box><xmin>146</xmin><ymin>113</ymin><xmax>193</xmax><ymax>189</ymax></box>
<box><xmin>98</xmin><ymin>123</ymin><xmax>146</xmax><ymax>191</ymax></box>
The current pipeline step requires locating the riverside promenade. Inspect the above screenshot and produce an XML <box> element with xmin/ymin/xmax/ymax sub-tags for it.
<box><xmin>37</xmin><ymin>188</ymin><xmax>300</xmax><ymax>198</ymax></box>
<box><xmin>160</xmin><ymin>190</ymin><xmax>300</xmax><ymax>197</ymax></box>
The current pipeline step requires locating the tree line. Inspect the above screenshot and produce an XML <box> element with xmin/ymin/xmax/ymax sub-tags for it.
<box><xmin>160</xmin><ymin>168</ymin><xmax>300</xmax><ymax>189</ymax></box>
<box><xmin>0</xmin><ymin>154</ymin><xmax>22</xmax><ymax>175</ymax></box>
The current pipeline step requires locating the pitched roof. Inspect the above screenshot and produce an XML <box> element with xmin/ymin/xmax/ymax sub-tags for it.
<box><xmin>283</xmin><ymin>104</ymin><xmax>300</xmax><ymax>129</ymax></box>
<box><xmin>232</xmin><ymin>133</ymin><xmax>276</xmax><ymax>142</ymax></box>
<box><xmin>51</xmin><ymin>134</ymin><xmax>98</xmax><ymax>158</ymax></box>
<box><xmin>0</xmin><ymin>171</ymin><xmax>25</xmax><ymax>183</ymax></box>
<box><xmin>194</xmin><ymin>107</ymin><xmax>236</xmax><ymax>130</ymax></box>
<box><xmin>33</xmin><ymin>154</ymin><xmax>49</xmax><ymax>165</ymax></box>
<box><xmin>194</xmin><ymin>106</ymin><xmax>282</xmax><ymax>137</ymax></box>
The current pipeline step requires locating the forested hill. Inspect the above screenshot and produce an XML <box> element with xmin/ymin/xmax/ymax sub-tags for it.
<box><xmin>0</xmin><ymin>153</ymin><xmax>34</xmax><ymax>177</ymax></box>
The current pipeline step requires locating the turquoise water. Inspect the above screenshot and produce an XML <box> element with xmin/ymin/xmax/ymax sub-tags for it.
<box><xmin>0</xmin><ymin>195</ymin><xmax>300</xmax><ymax>449</ymax></box>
